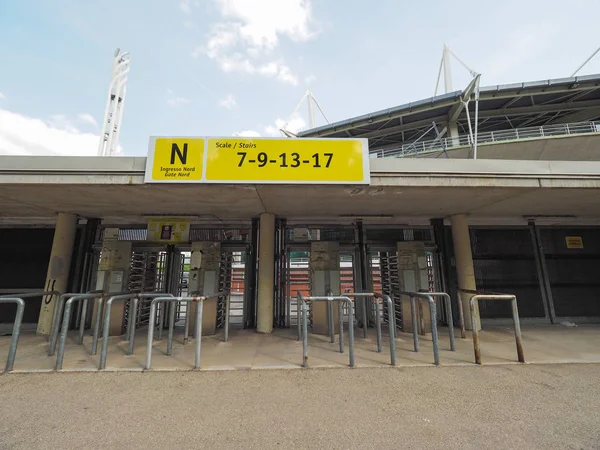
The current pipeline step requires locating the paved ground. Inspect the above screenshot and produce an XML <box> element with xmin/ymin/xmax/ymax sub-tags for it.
<box><xmin>0</xmin><ymin>364</ymin><xmax>599</xmax><ymax>449</ymax></box>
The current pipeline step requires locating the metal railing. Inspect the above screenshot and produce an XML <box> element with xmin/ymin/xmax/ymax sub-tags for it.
<box><xmin>460</xmin><ymin>289</ymin><xmax>525</xmax><ymax>365</ymax></box>
<box><xmin>55</xmin><ymin>293</ymin><xmax>105</xmax><ymax>370</ymax></box>
<box><xmin>98</xmin><ymin>293</ymin><xmax>173</xmax><ymax>370</ymax></box>
<box><xmin>145</xmin><ymin>292</ymin><xmax>228</xmax><ymax>370</ymax></box>
<box><xmin>343</xmin><ymin>292</ymin><xmax>397</xmax><ymax>366</ymax></box>
<box><xmin>399</xmin><ymin>291</ymin><xmax>457</xmax><ymax>365</ymax></box>
<box><xmin>370</xmin><ymin>120</ymin><xmax>600</xmax><ymax>158</ymax></box>
<box><xmin>298</xmin><ymin>292</ymin><xmax>355</xmax><ymax>368</ymax></box>
<box><xmin>0</xmin><ymin>297</ymin><xmax>25</xmax><ymax>373</ymax></box>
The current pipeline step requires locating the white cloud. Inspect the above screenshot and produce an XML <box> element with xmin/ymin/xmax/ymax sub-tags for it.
<box><xmin>219</xmin><ymin>94</ymin><xmax>236</xmax><ymax>109</ymax></box>
<box><xmin>0</xmin><ymin>109</ymin><xmax>121</xmax><ymax>156</ymax></box>
<box><xmin>0</xmin><ymin>92</ymin><xmax>5</xmax><ymax>100</ymax></box>
<box><xmin>180</xmin><ymin>0</ymin><xmax>195</xmax><ymax>14</ymax></box>
<box><xmin>77</xmin><ymin>113</ymin><xmax>98</xmax><ymax>127</ymax></box>
<box><xmin>265</xmin><ymin>114</ymin><xmax>307</xmax><ymax>136</ymax></box>
<box><xmin>195</xmin><ymin>0</ymin><xmax>316</xmax><ymax>85</ymax></box>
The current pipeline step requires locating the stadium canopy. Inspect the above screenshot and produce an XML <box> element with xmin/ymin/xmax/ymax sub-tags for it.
<box><xmin>298</xmin><ymin>74</ymin><xmax>600</xmax><ymax>153</ymax></box>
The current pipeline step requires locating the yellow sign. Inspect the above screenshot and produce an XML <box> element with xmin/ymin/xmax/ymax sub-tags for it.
<box><xmin>146</xmin><ymin>137</ymin><xmax>204</xmax><ymax>182</ymax></box>
<box><xmin>147</xmin><ymin>217</ymin><xmax>191</xmax><ymax>243</ymax></box>
<box><xmin>145</xmin><ymin>136</ymin><xmax>370</xmax><ymax>184</ymax></box>
<box><xmin>565</xmin><ymin>236</ymin><xmax>584</xmax><ymax>249</ymax></box>
<box><xmin>205</xmin><ymin>138</ymin><xmax>369</xmax><ymax>183</ymax></box>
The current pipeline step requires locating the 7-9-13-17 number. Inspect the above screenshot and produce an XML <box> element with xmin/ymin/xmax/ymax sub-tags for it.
<box><xmin>237</xmin><ymin>152</ymin><xmax>333</xmax><ymax>168</ymax></box>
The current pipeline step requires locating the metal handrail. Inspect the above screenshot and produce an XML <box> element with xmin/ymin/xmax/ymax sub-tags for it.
<box><xmin>398</xmin><ymin>291</ymin><xmax>455</xmax><ymax>366</ymax></box>
<box><xmin>145</xmin><ymin>292</ymin><xmax>228</xmax><ymax>370</ymax></box>
<box><xmin>49</xmin><ymin>290</ymin><xmax>103</xmax><ymax>356</ymax></box>
<box><xmin>459</xmin><ymin>289</ymin><xmax>525</xmax><ymax>365</ymax></box>
<box><xmin>0</xmin><ymin>297</ymin><xmax>25</xmax><ymax>373</ymax></box>
<box><xmin>340</xmin><ymin>292</ymin><xmax>397</xmax><ymax>366</ymax></box>
<box><xmin>55</xmin><ymin>293</ymin><xmax>104</xmax><ymax>370</ymax></box>
<box><xmin>98</xmin><ymin>293</ymin><xmax>174</xmax><ymax>370</ymax></box>
<box><xmin>370</xmin><ymin>120</ymin><xmax>600</xmax><ymax>158</ymax></box>
<box><xmin>298</xmin><ymin>292</ymin><xmax>355</xmax><ymax>368</ymax></box>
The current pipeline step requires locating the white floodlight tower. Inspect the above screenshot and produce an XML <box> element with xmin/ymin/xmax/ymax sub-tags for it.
<box><xmin>97</xmin><ymin>48</ymin><xmax>131</xmax><ymax>156</ymax></box>
<box><xmin>435</xmin><ymin>44</ymin><xmax>482</xmax><ymax>159</ymax></box>
<box><xmin>280</xmin><ymin>90</ymin><xmax>330</xmax><ymax>136</ymax></box>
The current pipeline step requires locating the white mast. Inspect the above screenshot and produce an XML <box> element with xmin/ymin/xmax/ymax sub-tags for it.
<box><xmin>97</xmin><ymin>48</ymin><xmax>131</xmax><ymax>156</ymax></box>
<box><xmin>280</xmin><ymin>89</ymin><xmax>329</xmax><ymax>136</ymax></box>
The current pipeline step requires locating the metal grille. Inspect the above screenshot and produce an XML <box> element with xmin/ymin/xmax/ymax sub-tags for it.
<box><xmin>379</xmin><ymin>252</ymin><xmax>402</xmax><ymax>327</ymax></box>
<box><xmin>217</xmin><ymin>252</ymin><xmax>233</xmax><ymax>328</ymax></box>
<box><xmin>288</xmin><ymin>254</ymin><xmax>310</xmax><ymax>327</ymax></box>
<box><xmin>287</xmin><ymin>227</ymin><xmax>355</xmax><ymax>243</ymax></box>
<box><xmin>124</xmin><ymin>251</ymin><xmax>159</xmax><ymax>330</ymax></box>
<box><xmin>365</xmin><ymin>228</ymin><xmax>433</xmax><ymax>243</ymax></box>
<box><xmin>471</xmin><ymin>228</ymin><xmax>545</xmax><ymax>318</ymax></box>
<box><xmin>189</xmin><ymin>229</ymin><xmax>250</xmax><ymax>242</ymax></box>
<box><xmin>540</xmin><ymin>228</ymin><xmax>600</xmax><ymax>317</ymax></box>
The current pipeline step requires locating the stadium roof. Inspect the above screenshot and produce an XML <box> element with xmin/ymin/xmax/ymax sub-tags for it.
<box><xmin>298</xmin><ymin>74</ymin><xmax>600</xmax><ymax>153</ymax></box>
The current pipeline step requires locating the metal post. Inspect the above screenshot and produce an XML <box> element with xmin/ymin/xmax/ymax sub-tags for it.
<box><xmin>410</xmin><ymin>296</ymin><xmax>419</xmax><ymax>352</ymax></box>
<box><xmin>158</xmin><ymin>302</ymin><xmax>165</xmax><ymax>340</ymax></box>
<box><xmin>55</xmin><ymin>298</ymin><xmax>75</xmax><ymax>370</ymax></box>
<box><xmin>127</xmin><ymin>297</ymin><xmax>139</xmax><ymax>356</ymax></box>
<box><xmin>194</xmin><ymin>300</ymin><xmax>203</xmax><ymax>369</ymax></box>
<box><xmin>296</xmin><ymin>291</ymin><xmax>301</xmax><ymax>341</ymax></box>
<box><xmin>383</xmin><ymin>295</ymin><xmax>396</xmax><ymax>366</ymax></box>
<box><xmin>183</xmin><ymin>307</ymin><xmax>190</xmax><ymax>345</ymax></box>
<box><xmin>337</xmin><ymin>299</ymin><xmax>344</xmax><ymax>353</ymax></box>
<box><xmin>427</xmin><ymin>296</ymin><xmax>440</xmax><ymax>366</ymax></box>
<box><xmin>511</xmin><ymin>298</ymin><xmax>525</xmax><ymax>363</ymax></box>
<box><xmin>302</xmin><ymin>300</ymin><xmax>309</xmax><ymax>368</ymax></box>
<box><xmin>167</xmin><ymin>301</ymin><xmax>176</xmax><ymax>356</ymax></box>
<box><xmin>327</xmin><ymin>296</ymin><xmax>334</xmax><ymax>344</ymax></box>
<box><xmin>375</xmin><ymin>299</ymin><xmax>382</xmax><ymax>353</ymax></box>
<box><xmin>443</xmin><ymin>294</ymin><xmax>456</xmax><ymax>351</ymax></box>
<box><xmin>145</xmin><ymin>300</ymin><xmax>158</xmax><ymax>370</ymax></box>
<box><xmin>1</xmin><ymin>298</ymin><xmax>25</xmax><ymax>373</ymax></box>
<box><xmin>91</xmin><ymin>297</ymin><xmax>104</xmax><ymax>355</ymax></box>
<box><xmin>470</xmin><ymin>298</ymin><xmax>481</xmax><ymax>364</ymax></box>
<box><xmin>361</xmin><ymin>296</ymin><xmax>368</xmax><ymax>339</ymax></box>
<box><xmin>78</xmin><ymin>298</ymin><xmax>89</xmax><ymax>345</ymax></box>
<box><xmin>347</xmin><ymin>299</ymin><xmax>355</xmax><ymax>368</ymax></box>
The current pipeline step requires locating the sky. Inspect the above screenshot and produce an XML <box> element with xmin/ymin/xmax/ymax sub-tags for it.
<box><xmin>1</xmin><ymin>0</ymin><xmax>599</xmax><ymax>157</ymax></box>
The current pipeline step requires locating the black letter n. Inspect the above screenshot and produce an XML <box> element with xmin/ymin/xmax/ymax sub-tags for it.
<box><xmin>170</xmin><ymin>143</ymin><xmax>187</xmax><ymax>165</ymax></box>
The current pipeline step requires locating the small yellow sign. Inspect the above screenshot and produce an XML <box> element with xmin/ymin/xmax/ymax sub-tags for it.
<box><xmin>205</xmin><ymin>138</ymin><xmax>369</xmax><ymax>183</ymax></box>
<box><xmin>147</xmin><ymin>217</ymin><xmax>191</xmax><ymax>243</ymax></box>
<box><xmin>147</xmin><ymin>137</ymin><xmax>204</xmax><ymax>182</ymax></box>
<box><xmin>566</xmin><ymin>236</ymin><xmax>584</xmax><ymax>249</ymax></box>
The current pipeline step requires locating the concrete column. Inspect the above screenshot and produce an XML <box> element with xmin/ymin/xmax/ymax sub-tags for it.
<box><xmin>188</xmin><ymin>241</ymin><xmax>220</xmax><ymax>336</ymax></box>
<box><xmin>257</xmin><ymin>213</ymin><xmax>275</xmax><ymax>333</ymax></box>
<box><xmin>37</xmin><ymin>213</ymin><xmax>78</xmax><ymax>335</ymax></box>
<box><xmin>450</xmin><ymin>214</ymin><xmax>480</xmax><ymax>330</ymax></box>
<box><xmin>448</xmin><ymin>121</ymin><xmax>460</xmax><ymax>146</ymax></box>
<box><xmin>92</xmin><ymin>228</ymin><xmax>132</xmax><ymax>335</ymax></box>
<box><xmin>310</xmin><ymin>242</ymin><xmax>341</xmax><ymax>335</ymax></box>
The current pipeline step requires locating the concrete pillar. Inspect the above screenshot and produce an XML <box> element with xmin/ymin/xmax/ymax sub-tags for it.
<box><xmin>450</xmin><ymin>214</ymin><xmax>480</xmax><ymax>331</ymax></box>
<box><xmin>37</xmin><ymin>213</ymin><xmax>78</xmax><ymax>335</ymax></box>
<box><xmin>188</xmin><ymin>241</ymin><xmax>220</xmax><ymax>336</ymax></box>
<box><xmin>257</xmin><ymin>213</ymin><xmax>275</xmax><ymax>333</ymax></box>
<box><xmin>92</xmin><ymin>228</ymin><xmax>132</xmax><ymax>335</ymax></box>
<box><xmin>448</xmin><ymin>121</ymin><xmax>460</xmax><ymax>146</ymax></box>
<box><xmin>397</xmin><ymin>241</ymin><xmax>432</xmax><ymax>334</ymax></box>
<box><xmin>310</xmin><ymin>242</ymin><xmax>341</xmax><ymax>335</ymax></box>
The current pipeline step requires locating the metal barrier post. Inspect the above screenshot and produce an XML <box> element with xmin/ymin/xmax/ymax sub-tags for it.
<box><xmin>374</xmin><ymin>294</ymin><xmax>396</xmax><ymax>366</ymax></box>
<box><xmin>145</xmin><ymin>294</ymin><xmax>226</xmax><ymax>370</ymax></box>
<box><xmin>91</xmin><ymin>297</ymin><xmax>104</xmax><ymax>355</ymax></box>
<box><xmin>401</xmin><ymin>291</ymin><xmax>441</xmax><ymax>365</ymax></box>
<box><xmin>0</xmin><ymin>298</ymin><xmax>25</xmax><ymax>373</ymax></box>
<box><xmin>183</xmin><ymin>305</ymin><xmax>190</xmax><ymax>345</ymax></box>
<box><xmin>98</xmin><ymin>294</ymin><xmax>136</xmax><ymax>370</ymax></box>
<box><xmin>55</xmin><ymin>293</ymin><xmax>103</xmax><ymax>370</ymax></box>
<box><xmin>337</xmin><ymin>299</ymin><xmax>344</xmax><ymax>353</ymax></box>
<box><xmin>167</xmin><ymin>301</ymin><xmax>176</xmax><ymax>356</ymax></box>
<box><xmin>374</xmin><ymin>299</ymin><xmax>382</xmax><ymax>353</ymax></box>
<box><xmin>301</xmin><ymin>299</ymin><xmax>308</xmax><ymax>368</ymax></box>
<box><xmin>347</xmin><ymin>299</ymin><xmax>355</xmax><ymax>367</ymax></box>
<box><xmin>296</xmin><ymin>293</ymin><xmax>301</xmax><ymax>341</ymax></box>
<box><xmin>127</xmin><ymin>297</ymin><xmax>139</xmax><ymax>355</ymax></box>
<box><xmin>194</xmin><ymin>299</ymin><xmax>203</xmax><ymax>369</ymax></box>
<box><xmin>465</xmin><ymin>291</ymin><xmax>525</xmax><ymax>365</ymax></box>
<box><xmin>361</xmin><ymin>296</ymin><xmax>368</xmax><ymax>339</ymax></box>
<box><xmin>327</xmin><ymin>291</ymin><xmax>335</xmax><ymax>344</ymax></box>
